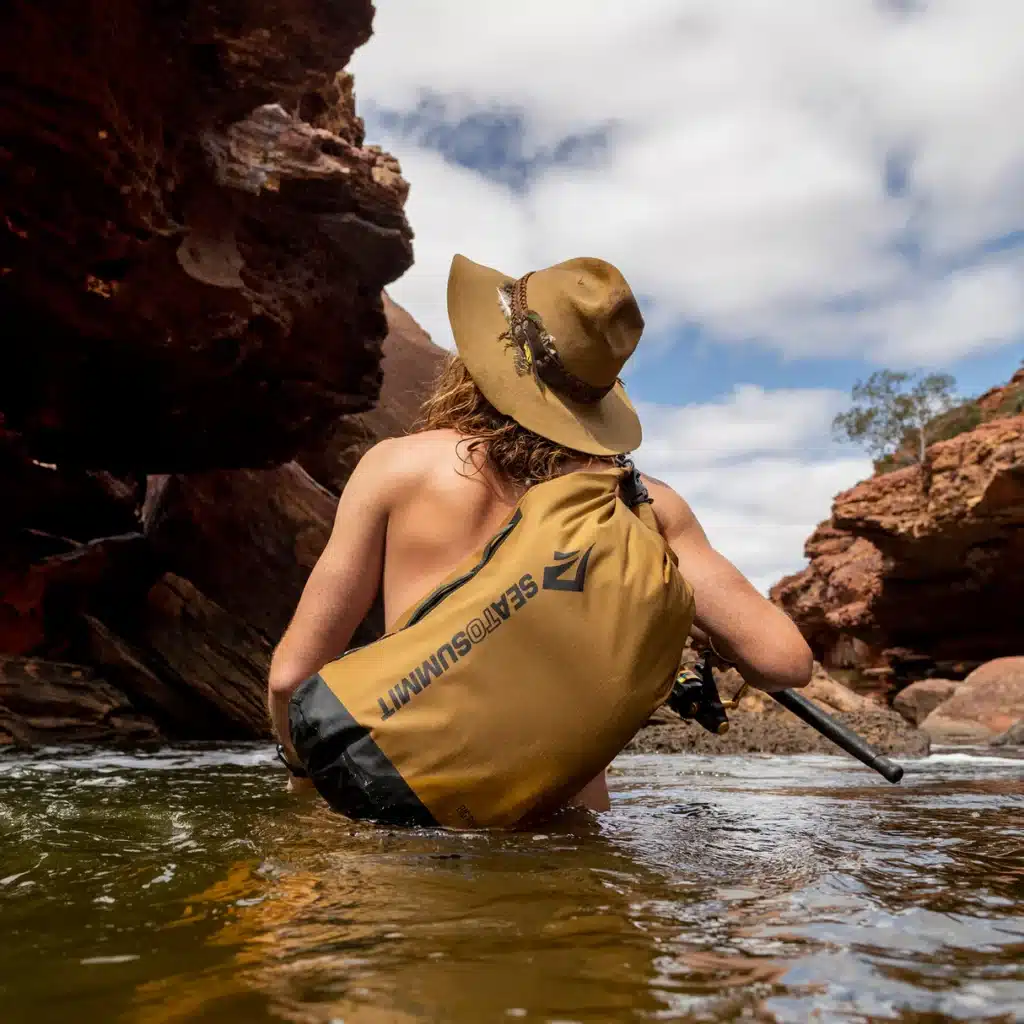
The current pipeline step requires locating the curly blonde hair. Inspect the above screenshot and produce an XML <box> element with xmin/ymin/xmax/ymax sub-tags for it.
<box><xmin>412</xmin><ymin>355</ymin><xmax>617</xmax><ymax>485</ymax></box>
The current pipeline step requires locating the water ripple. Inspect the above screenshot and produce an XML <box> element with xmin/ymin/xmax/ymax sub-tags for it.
<box><xmin>0</xmin><ymin>745</ymin><xmax>1021</xmax><ymax>1023</ymax></box>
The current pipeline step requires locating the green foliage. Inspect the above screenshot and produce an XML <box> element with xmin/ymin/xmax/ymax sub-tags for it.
<box><xmin>993</xmin><ymin>388</ymin><xmax>1024</xmax><ymax>419</ymax></box>
<box><xmin>832</xmin><ymin>369</ymin><xmax>958</xmax><ymax>463</ymax></box>
<box><xmin>928</xmin><ymin>402</ymin><xmax>983</xmax><ymax>443</ymax></box>
<box><xmin>873</xmin><ymin>451</ymin><xmax>915</xmax><ymax>476</ymax></box>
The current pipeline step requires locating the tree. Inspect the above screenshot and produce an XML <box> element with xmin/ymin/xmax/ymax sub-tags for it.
<box><xmin>832</xmin><ymin>369</ymin><xmax>958</xmax><ymax>464</ymax></box>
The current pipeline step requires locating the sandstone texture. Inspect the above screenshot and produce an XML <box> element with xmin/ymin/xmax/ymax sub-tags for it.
<box><xmin>0</xmin><ymin>1</ymin><xmax>446</xmax><ymax>748</ymax></box>
<box><xmin>0</xmin><ymin>654</ymin><xmax>161</xmax><ymax>747</ymax></box>
<box><xmin>2</xmin><ymin>0</ymin><xmax>413</xmax><ymax>472</ymax></box>
<box><xmin>772</xmin><ymin>371</ymin><xmax>1024</xmax><ymax>688</ymax></box>
<box><xmin>893</xmin><ymin>678</ymin><xmax>962</xmax><ymax>726</ymax></box>
<box><xmin>627</xmin><ymin>709</ymin><xmax>929</xmax><ymax>759</ymax></box>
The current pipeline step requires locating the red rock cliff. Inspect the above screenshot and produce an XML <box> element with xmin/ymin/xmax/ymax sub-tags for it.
<box><xmin>1</xmin><ymin>0</ymin><xmax>411</xmax><ymax>472</ymax></box>
<box><xmin>0</xmin><ymin>1</ymin><xmax>448</xmax><ymax>746</ymax></box>
<box><xmin>772</xmin><ymin>370</ymin><xmax>1024</xmax><ymax>687</ymax></box>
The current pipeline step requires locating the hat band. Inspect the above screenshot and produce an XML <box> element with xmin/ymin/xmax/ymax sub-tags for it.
<box><xmin>509</xmin><ymin>273</ymin><xmax>617</xmax><ymax>406</ymax></box>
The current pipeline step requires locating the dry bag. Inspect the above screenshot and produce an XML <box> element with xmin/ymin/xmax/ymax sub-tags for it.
<box><xmin>288</xmin><ymin>462</ymin><xmax>695</xmax><ymax>829</ymax></box>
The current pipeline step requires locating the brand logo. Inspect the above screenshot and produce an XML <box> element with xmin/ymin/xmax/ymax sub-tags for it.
<box><xmin>377</xmin><ymin>573</ymin><xmax>539</xmax><ymax>721</ymax></box>
<box><xmin>541</xmin><ymin>546</ymin><xmax>594</xmax><ymax>593</ymax></box>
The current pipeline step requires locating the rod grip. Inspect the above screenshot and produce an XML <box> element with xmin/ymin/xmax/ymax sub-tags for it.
<box><xmin>770</xmin><ymin>689</ymin><xmax>905</xmax><ymax>784</ymax></box>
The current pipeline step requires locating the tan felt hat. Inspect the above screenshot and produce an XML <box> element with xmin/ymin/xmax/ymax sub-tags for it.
<box><xmin>446</xmin><ymin>253</ymin><xmax>645</xmax><ymax>455</ymax></box>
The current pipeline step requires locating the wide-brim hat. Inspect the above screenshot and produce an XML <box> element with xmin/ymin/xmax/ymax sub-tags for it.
<box><xmin>446</xmin><ymin>254</ymin><xmax>645</xmax><ymax>455</ymax></box>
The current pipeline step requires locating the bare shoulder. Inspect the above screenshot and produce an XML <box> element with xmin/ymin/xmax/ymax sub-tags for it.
<box><xmin>638</xmin><ymin>472</ymin><xmax>704</xmax><ymax>541</ymax></box>
<box><xmin>352</xmin><ymin>430</ymin><xmax>463</xmax><ymax>485</ymax></box>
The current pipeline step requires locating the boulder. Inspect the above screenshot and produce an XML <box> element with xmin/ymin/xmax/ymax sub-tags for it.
<box><xmin>0</xmin><ymin>0</ymin><xmax>452</xmax><ymax>747</ymax></box>
<box><xmin>892</xmin><ymin>678</ymin><xmax>962</xmax><ymax>726</ymax></box>
<box><xmin>731</xmin><ymin>662</ymin><xmax>876</xmax><ymax>715</ymax></box>
<box><xmin>633</xmin><ymin>660</ymin><xmax>927</xmax><ymax>757</ymax></box>
<box><xmin>920</xmin><ymin>657</ymin><xmax>1024</xmax><ymax>743</ymax></box>
<box><xmin>142</xmin><ymin>463</ymin><xmax>336</xmax><ymax>642</ymax></box>
<box><xmin>127</xmin><ymin>573</ymin><xmax>273</xmax><ymax>739</ymax></box>
<box><xmin>0</xmin><ymin>654</ymin><xmax>160</xmax><ymax>748</ymax></box>
<box><xmin>300</xmin><ymin>293</ymin><xmax>448</xmax><ymax>493</ymax></box>
<box><xmin>81</xmin><ymin>614</ymin><xmax>214</xmax><ymax>738</ymax></box>
<box><xmin>990</xmin><ymin>720</ymin><xmax>1024</xmax><ymax>747</ymax></box>
<box><xmin>0</xmin><ymin>533</ymin><xmax>156</xmax><ymax>657</ymax></box>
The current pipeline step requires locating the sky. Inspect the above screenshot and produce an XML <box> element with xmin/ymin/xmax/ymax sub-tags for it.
<box><xmin>349</xmin><ymin>0</ymin><xmax>1024</xmax><ymax>593</ymax></box>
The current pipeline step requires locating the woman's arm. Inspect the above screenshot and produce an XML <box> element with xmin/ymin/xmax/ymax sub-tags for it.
<box><xmin>267</xmin><ymin>442</ymin><xmax>395</xmax><ymax>763</ymax></box>
<box><xmin>643</xmin><ymin>475</ymin><xmax>813</xmax><ymax>692</ymax></box>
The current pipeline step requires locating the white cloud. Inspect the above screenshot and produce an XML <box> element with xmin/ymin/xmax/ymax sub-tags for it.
<box><xmin>349</xmin><ymin>3</ymin><xmax>1018</xmax><ymax>592</ymax></box>
<box><xmin>354</xmin><ymin>0</ymin><xmax>1024</xmax><ymax>364</ymax></box>
<box><xmin>376</xmin><ymin>146</ymin><xmax>531</xmax><ymax>349</ymax></box>
<box><xmin>634</xmin><ymin>387</ymin><xmax>872</xmax><ymax>592</ymax></box>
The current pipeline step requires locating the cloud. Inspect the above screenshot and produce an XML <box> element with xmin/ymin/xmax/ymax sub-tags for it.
<box><xmin>633</xmin><ymin>387</ymin><xmax>873</xmax><ymax>592</ymax></box>
<box><xmin>350</xmin><ymin>3</ymin><xmax>1018</xmax><ymax>591</ymax></box>
<box><xmin>375</xmin><ymin>145</ymin><xmax>531</xmax><ymax>350</ymax></box>
<box><xmin>354</xmin><ymin>0</ymin><xmax>1024</xmax><ymax>364</ymax></box>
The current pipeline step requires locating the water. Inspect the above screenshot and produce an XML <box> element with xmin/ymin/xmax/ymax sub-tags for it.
<box><xmin>1</xmin><ymin>747</ymin><xmax>1022</xmax><ymax>1024</ymax></box>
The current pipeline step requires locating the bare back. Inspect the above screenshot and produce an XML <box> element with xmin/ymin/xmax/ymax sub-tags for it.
<box><xmin>379</xmin><ymin>429</ymin><xmax>597</xmax><ymax>630</ymax></box>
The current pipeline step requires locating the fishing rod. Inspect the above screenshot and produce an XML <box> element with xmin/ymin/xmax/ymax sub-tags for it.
<box><xmin>667</xmin><ymin>650</ymin><xmax>905</xmax><ymax>784</ymax></box>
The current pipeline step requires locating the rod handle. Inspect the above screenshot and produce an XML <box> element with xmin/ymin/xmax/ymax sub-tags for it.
<box><xmin>770</xmin><ymin>688</ymin><xmax>905</xmax><ymax>784</ymax></box>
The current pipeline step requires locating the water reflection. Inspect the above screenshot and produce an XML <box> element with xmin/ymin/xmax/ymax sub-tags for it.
<box><xmin>134</xmin><ymin>807</ymin><xmax>689</xmax><ymax>1023</ymax></box>
<box><xmin>0</xmin><ymin>748</ymin><xmax>1021</xmax><ymax>1023</ymax></box>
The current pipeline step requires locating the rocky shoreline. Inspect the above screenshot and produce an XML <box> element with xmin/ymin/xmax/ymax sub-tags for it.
<box><xmin>627</xmin><ymin>657</ymin><xmax>932</xmax><ymax>758</ymax></box>
<box><xmin>627</xmin><ymin>708</ymin><xmax>930</xmax><ymax>758</ymax></box>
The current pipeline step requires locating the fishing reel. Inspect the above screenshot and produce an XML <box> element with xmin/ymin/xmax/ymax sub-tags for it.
<box><xmin>667</xmin><ymin>644</ymin><xmax>906</xmax><ymax>785</ymax></box>
<box><xmin>667</xmin><ymin>647</ymin><xmax>747</xmax><ymax>735</ymax></box>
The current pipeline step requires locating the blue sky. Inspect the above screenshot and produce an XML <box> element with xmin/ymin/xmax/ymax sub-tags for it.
<box><xmin>350</xmin><ymin>1</ymin><xmax>1023</xmax><ymax>591</ymax></box>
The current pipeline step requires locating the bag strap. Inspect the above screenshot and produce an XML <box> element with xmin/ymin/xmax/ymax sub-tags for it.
<box><xmin>614</xmin><ymin>454</ymin><xmax>676</xmax><ymax>562</ymax></box>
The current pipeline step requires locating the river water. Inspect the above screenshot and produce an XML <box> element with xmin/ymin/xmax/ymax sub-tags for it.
<box><xmin>1</xmin><ymin>746</ymin><xmax>1022</xmax><ymax>1024</ymax></box>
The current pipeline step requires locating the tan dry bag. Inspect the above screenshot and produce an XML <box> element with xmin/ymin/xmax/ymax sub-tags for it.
<box><xmin>288</xmin><ymin>461</ymin><xmax>695</xmax><ymax>829</ymax></box>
